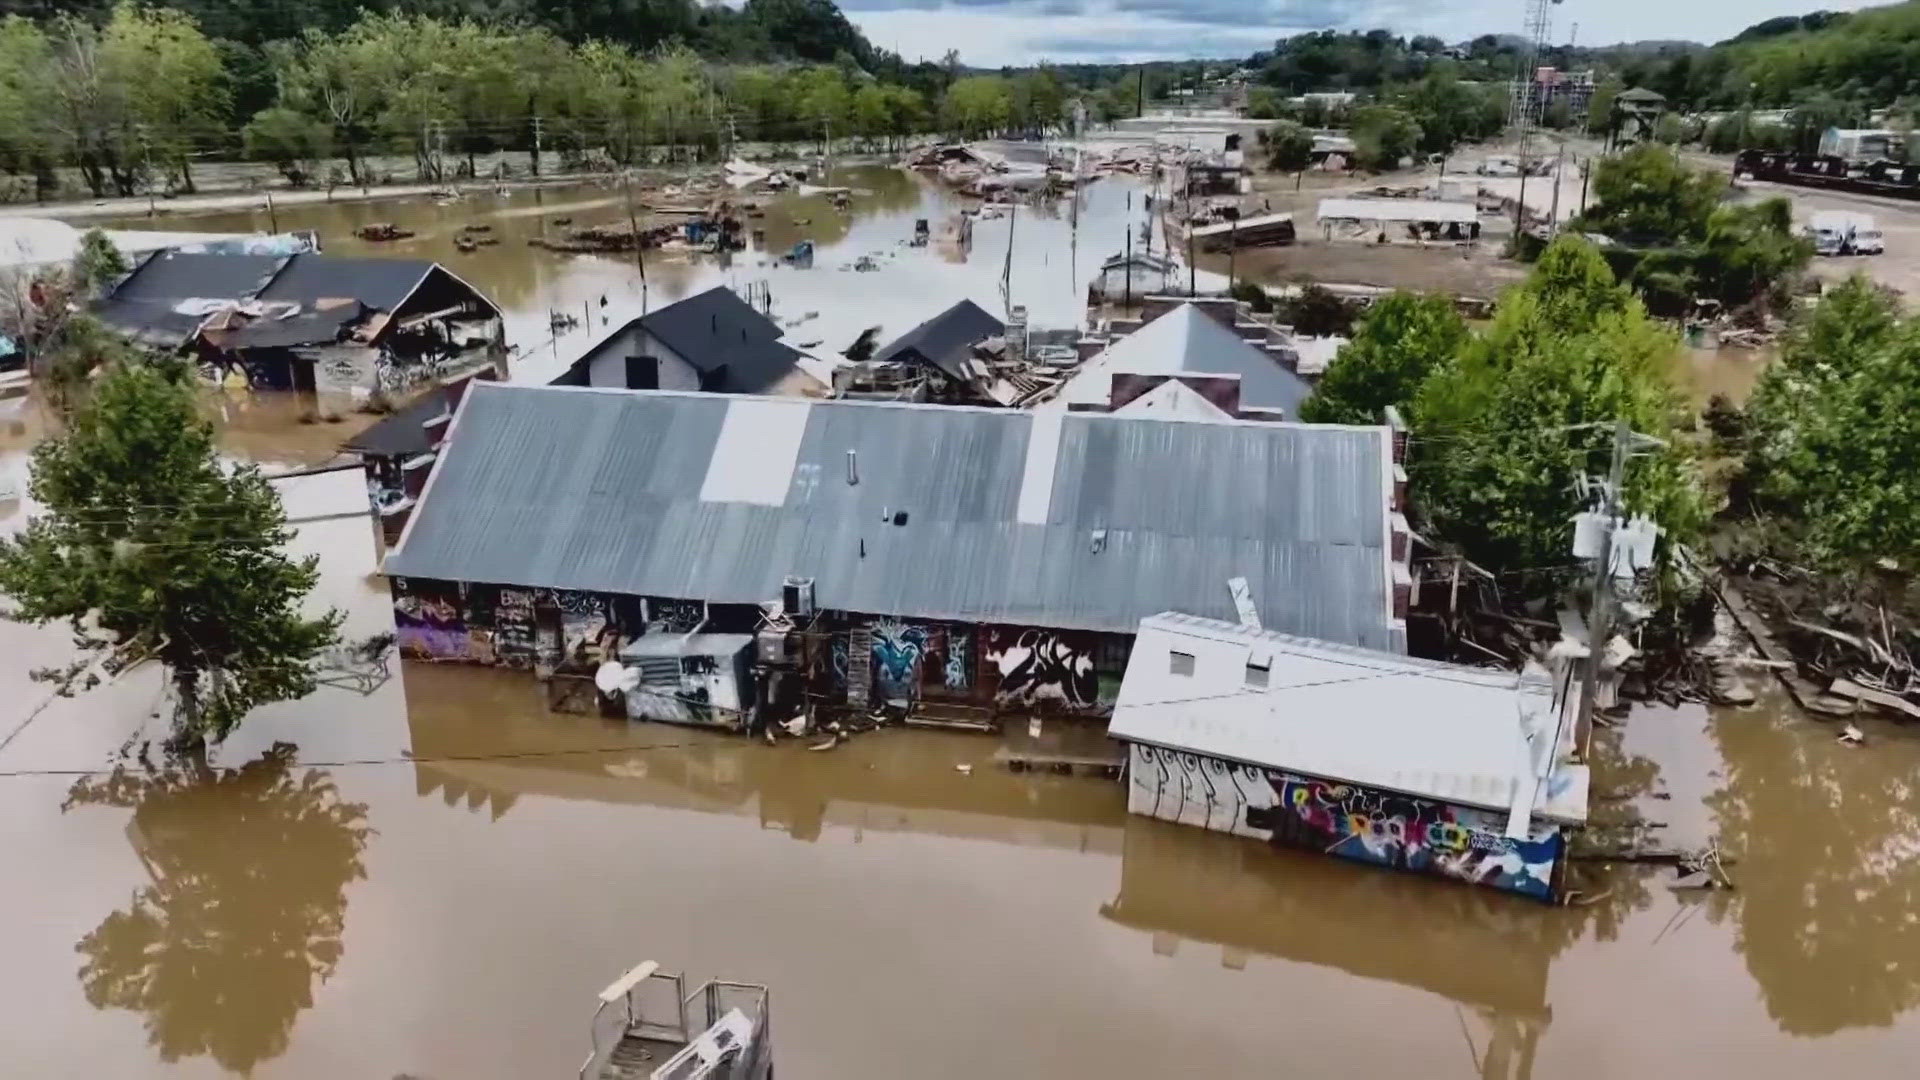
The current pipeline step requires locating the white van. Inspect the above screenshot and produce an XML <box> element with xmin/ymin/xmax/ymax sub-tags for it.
<box><xmin>1807</xmin><ymin>211</ymin><xmax>1884</xmax><ymax>255</ymax></box>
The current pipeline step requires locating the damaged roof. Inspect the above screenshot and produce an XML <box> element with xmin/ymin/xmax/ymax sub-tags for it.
<box><xmin>1050</xmin><ymin>304</ymin><xmax>1313</xmax><ymax>418</ymax></box>
<box><xmin>872</xmin><ymin>298</ymin><xmax>1006</xmax><ymax>381</ymax></box>
<box><xmin>97</xmin><ymin>251</ymin><xmax>489</xmax><ymax>344</ymax></box>
<box><xmin>386</xmin><ymin>385</ymin><xmax>1400</xmax><ymax>648</ymax></box>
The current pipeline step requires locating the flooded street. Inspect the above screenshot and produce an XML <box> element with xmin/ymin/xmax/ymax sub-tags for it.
<box><xmin>0</xmin><ymin>170</ymin><xmax>1916</xmax><ymax>1079</ymax></box>
<box><xmin>99</xmin><ymin>167</ymin><xmax>1151</xmax><ymax>382</ymax></box>
<box><xmin>0</xmin><ymin>439</ymin><xmax>1918</xmax><ymax>1077</ymax></box>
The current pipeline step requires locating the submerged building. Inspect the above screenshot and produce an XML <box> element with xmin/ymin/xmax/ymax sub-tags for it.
<box><xmin>381</xmin><ymin>384</ymin><xmax>1411</xmax><ymax>726</ymax></box>
<box><xmin>1106</xmin><ymin>612</ymin><xmax>1588</xmax><ymax>899</ymax></box>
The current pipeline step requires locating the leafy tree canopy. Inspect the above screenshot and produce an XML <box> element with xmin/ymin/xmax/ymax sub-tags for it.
<box><xmin>1298</xmin><ymin>291</ymin><xmax>1468</xmax><ymax>426</ymax></box>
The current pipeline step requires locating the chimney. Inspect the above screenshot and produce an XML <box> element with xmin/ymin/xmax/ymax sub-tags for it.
<box><xmin>1075</xmin><ymin>337</ymin><xmax>1106</xmax><ymax>362</ymax></box>
<box><xmin>424</xmin><ymin>413</ymin><xmax>452</xmax><ymax>449</ymax></box>
<box><xmin>1384</xmin><ymin>405</ymin><xmax>1409</xmax><ymax>464</ymax></box>
<box><xmin>401</xmin><ymin>453</ymin><xmax>435</xmax><ymax>499</ymax></box>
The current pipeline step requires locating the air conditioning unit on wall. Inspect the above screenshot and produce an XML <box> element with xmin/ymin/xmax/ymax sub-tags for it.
<box><xmin>782</xmin><ymin>576</ymin><xmax>815</xmax><ymax>617</ymax></box>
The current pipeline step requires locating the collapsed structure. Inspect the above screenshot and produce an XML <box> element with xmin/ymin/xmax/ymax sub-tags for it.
<box><xmin>94</xmin><ymin>251</ymin><xmax>503</xmax><ymax>398</ymax></box>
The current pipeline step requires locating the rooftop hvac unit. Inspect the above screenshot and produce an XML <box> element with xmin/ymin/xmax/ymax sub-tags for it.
<box><xmin>781</xmin><ymin>576</ymin><xmax>815</xmax><ymax>617</ymax></box>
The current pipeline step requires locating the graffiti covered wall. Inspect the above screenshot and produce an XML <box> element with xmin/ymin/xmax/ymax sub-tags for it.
<box><xmin>985</xmin><ymin>627</ymin><xmax>1106</xmax><ymax>712</ymax></box>
<box><xmin>1126</xmin><ymin>745</ymin><xmax>1563</xmax><ymax>900</ymax></box>
<box><xmin>390</xmin><ymin>579</ymin><xmax>633</xmax><ymax>673</ymax></box>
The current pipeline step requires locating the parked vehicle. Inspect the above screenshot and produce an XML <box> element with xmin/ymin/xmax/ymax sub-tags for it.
<box><xmin>1807</xmin><ymin>210</ymin><xmax>1884</xmax><ymax>256</ymax></box>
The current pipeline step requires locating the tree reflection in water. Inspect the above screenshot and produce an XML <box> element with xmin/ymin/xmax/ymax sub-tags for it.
<box><xmin>63</xmin><ymin>743</ymin><xmax>371</xmax><ymax>1074</ymax></box>
<box><xmin>1708</xmin><ymin>703</ymin><xmax>1920</xmax><ymax>1035</ymax></box>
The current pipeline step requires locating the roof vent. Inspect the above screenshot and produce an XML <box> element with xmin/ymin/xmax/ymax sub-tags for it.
<box><xmin>846</xmin><ymin>449</ymin><xmax>859</xmax><ymax>485</ymax></box>
<box><xmin>893</xmin><ymin>510</ymin><xmax>909</xmax><ymax>526</ymax></box>
<box><xmin>1090</xmin><ymin>528</ymin><xmax>1107</xmax><ymax>553</ymax></box>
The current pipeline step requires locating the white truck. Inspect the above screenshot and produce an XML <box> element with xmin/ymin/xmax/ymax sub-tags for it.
<box><xmin>1807</xmin><ymin>210</ymin><xmax>1885</xmax><ymax>256</ymax></box>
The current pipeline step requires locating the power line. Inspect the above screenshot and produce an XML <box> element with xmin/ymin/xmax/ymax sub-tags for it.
<box><xmin>0</xmin><ymin>738</ymin><xmax>703</xmax><ymax>780</ymax></box>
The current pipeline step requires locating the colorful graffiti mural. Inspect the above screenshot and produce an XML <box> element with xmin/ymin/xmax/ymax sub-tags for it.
<box><xmin>945</xmin><ymin>628</ymin><xmax>973</xmax><ymax>691</ymax></box>
<box><xmin>1125</xmin><ymin>746</ymin><xmax>1562</xmax><ymax>899</ymax></box>
<box><xmin>870</xmin><ymin>620</ymin><xmax>930</xmax><ymax>702</ymax></box>
<box><xmin>987</xmin><ymin>629</ymin><xmax>1101</xmax><ymax>710</ymax></box>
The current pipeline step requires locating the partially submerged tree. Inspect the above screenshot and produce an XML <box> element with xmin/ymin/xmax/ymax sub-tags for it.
<box><xmin>1411</xmin><ymin>237</ymin><xmax>1702</xmax><ymax>592</ymax></box>
<box><xmin>1350</xmin><ymin>104</ymin><xmax>1421</xmax><ymax>171</ymax></box>
<box><xmin>1299</xmin><ymin>291</ymin><xmax>1468</xmax><ymax>425</ymax></box>
<box><xmin>1264</xmin><ymin>120</ymin><xmax>1313</xmax><ymax>189</ymax></box>
<box><xmin>0</xmin><ymin>358</ymin><xmax>341</xmax><ymax>751</ymax></box>
<box><xmin>1742</xmin><ymin>277</ymin><xmax>1920</xmax><ymax>570</ymax></box>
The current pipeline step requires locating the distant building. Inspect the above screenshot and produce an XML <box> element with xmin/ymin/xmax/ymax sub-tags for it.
<box><xmin>1044</xmin><ymin>301</ymin><xmax>1312</xmax><ymax>421</ymax></box>
<box><xmin>835</xmin><ymin>298</ymin><xmax>1006</xmax><ymax>403</ymax></box>
<box><xmin>381</xmin><ymin>384</ymin><xmax>1411</xmax><ymax>726</ymax></box>
<box><xmin>1107</xmin><ymin>612</ymin><xmax>1589</xmax><ymax>900</ymax></box>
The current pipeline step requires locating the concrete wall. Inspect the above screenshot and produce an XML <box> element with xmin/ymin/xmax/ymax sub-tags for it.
<box><xmin>1123</xmin><ymin>743</ymin><xmax>1563</xmax><ymax>899</ymax></box>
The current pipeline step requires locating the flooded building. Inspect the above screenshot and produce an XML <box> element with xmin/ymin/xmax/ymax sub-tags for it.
<box><xmin>1107</xmin><ymin>613</ymin><xmax>1588</xmax><ymax>899</ymax></box>
<box><xmin>548</xmin><ymin>285</ymin><xmax>822</xmax><ymax>397</ymax></box>
<box><xmin>1046</xmin><ymin>299</ymin><xmax>1309</xmax><ymax>420</ymax></box>
<box><xmin>380</xmin><ymin>384</ymin><xmax>1409</xmax><ymax>727</ymax></box>
<box><xmin>93</xmin><ymin>250</ymin><xmax>503</xmax><ymax>397</ymax></box>
<box><xmin>835</xmin><ymin>299</ymin><xmax>1007</xmax><ymax>403</ymax></box>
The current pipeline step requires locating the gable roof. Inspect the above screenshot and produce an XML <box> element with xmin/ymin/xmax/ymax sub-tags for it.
<box><xmin>343</xmin><ymin>390</ymin><xmax>450</xmax><ymax>457</ymax></box>
<box><xmin>1108</xmin><ymin>612</ymin><xmax>1586</xmax><ymax>824</ymax></box>
<box><xmin>386</xmin><ymin>385</ymin><xmax>1400</xmax><ymax>648</ymax></box>
<box><xmin>256</xmin><ymin>255</ymin><xmax>433</xmax><ymax>311</ymax></box>
<box><xmin>576</xmin><ymin>286</ymin><xmax>800</xmax><ymax>394</ymax></box>
<box><xmin>872</xmin><ymin>298</ymin><xmax>1006</xmax><ymax>381</ymax></box>
<box><xmin>1051</xmin><ymin>305</ymin><xmax>1313</xmax><ymax>417</ymax></box>
<box><xmin>99</xmin><ymin>251</ymin><xmax>494</xmax><ymax>349</ymax></box>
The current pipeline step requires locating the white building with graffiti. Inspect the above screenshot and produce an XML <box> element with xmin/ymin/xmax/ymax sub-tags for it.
<box><xmin>381</xmin><ymin>384</ymin><xmax>1412</xmax><ymax>729</ymax></box>
<box><xmin>1107</xmin><ymin>613</ymin><xmax>1589</xmax><ymax>900</ymax></box>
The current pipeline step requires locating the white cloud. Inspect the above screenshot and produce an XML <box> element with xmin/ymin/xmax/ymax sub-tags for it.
<box><xmin>845</xmin><ymin>0</ymin><xmax>1888</xmax><ymax>68</ymax></box>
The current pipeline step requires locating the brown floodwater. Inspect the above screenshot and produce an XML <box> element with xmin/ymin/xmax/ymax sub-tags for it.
<box><xmin>3</xmin><ymin>176</ymin><xmax>1916</xmax><ymax>1078</ymax></box>
<box><xmin>99</xmin><ymin>167</ymin><xmax>1148</xmax><ymax>382</ymax></box>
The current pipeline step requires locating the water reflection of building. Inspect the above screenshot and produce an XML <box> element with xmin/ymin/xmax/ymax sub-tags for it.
<box><xmin>1101</xmin><ymin>819</ymin><xmax>1558</xmax><ymax>1080</ymax></box>
<box><xmin>402</xmin><ymin>665</ymin><xmax>1123</xmax><ymax>853</ymax></box>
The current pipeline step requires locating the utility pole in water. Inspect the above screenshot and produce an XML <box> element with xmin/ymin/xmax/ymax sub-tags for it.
<box><xmin>1577</xmin><ymin>419</ymin><xmax>1630</xmax><ymax>757</ymax></box>
<box><xmin>623</xmin><ymin>171</ymin><xmax>650</xmax><ymax>314</ymax></box>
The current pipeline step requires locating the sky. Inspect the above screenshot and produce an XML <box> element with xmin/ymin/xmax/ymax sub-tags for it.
<box><xmin>839</xmin><ymin>0</ymin><xmax>1887</xmax><ymax>67</ymax></box>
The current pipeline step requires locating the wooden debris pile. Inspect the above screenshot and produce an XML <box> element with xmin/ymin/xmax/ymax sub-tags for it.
<box><xmin>1737</xmin><ymin>562</ymin><xmax>1920</xmax><ymax>721</ymax></box>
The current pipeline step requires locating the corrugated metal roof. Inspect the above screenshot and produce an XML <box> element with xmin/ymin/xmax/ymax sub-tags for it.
<box><xmin>387</xmin><ymin>385</ymin><xmax>1398</xmax><ymax>647</ymax></box>
<box><xmin>1052</xmin><ymin>305</ymin><xmax>1312</xmax><ymax>417</ymax></box>
<box><xmin>1107</xmin><ymin>613</ymin><xmax>1586</xmax><ymax>822</ymax></box>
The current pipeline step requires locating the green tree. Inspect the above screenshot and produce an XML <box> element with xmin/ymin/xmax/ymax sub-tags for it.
<box><xmin>1743</xmin><ymin>276</ymin><xmax>1920</xmax><ymax>569</ymax></box>
<box><xmin>941</xmin><ymin>75</ymin><xmax>1011</xmax><ymax>138</ymax></box>
<box><xmin>1412</xmin><ymin>236</ymin><xmax>1701</xmax><ymax>588</ymax></box>
<box><xmin>73</xmin><ymin>228</ymin><xmax>128</xmax><ymax>293</ymax></box>
<box><xmin>0</xmin><ymin>358</ymin><xmax>340</xmax><ymax>750</ymax></box>
<box><xmin>1577</xmin><ymin>142</ymin><xmax>1724</xmax><ymax>244</ymax></box>
<box><xmin>0</xmin><ymin>16</ymin><xmax>55</xmax><ymax>197</ymax></box>
<box><xmin>1350</xmin><ymin>104</ymin><xmax>1421</xmax><ymax>171</ymax></box>
<box><xmin>1587</xmin><ymin>77</ymin><xmax>1622</xmax><ymax>138</ymax></box>
<box><xmin>1264</xmin><ymin>120</ymin><xmax>1313</xmax><ymax>188</ymax></box>
<box><xmin>241</xmin><ymin>106</ymin><xmax>333</xmax><ymax>185</ymax></box>
<box><xmin>99</xmin><ymin>1</ymin><xmax>227</xmax><ymax>194</ymax></box>
<box><xmin>1299</xmin><ymin>292</ymin><xmax>1469</xmax><ymax>425</ymax></box>
<box><xmin>851</xmin><ymin>83</ymin><xmax>891</xmax><ymax>147</ymax></box>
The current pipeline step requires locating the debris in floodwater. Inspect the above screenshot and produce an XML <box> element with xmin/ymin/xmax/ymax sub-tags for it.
<box><xmin>1839</xmin><ymin>723</ymin><xmax>1866</xmax><ymax>746</ymax></box>
<box><xmin>955</xmin><ymin>764</ymin><xmax>972</xmax><ymax>775</ymax></box>
<box><xmin>809</xmin><ymin>734</ymin><xmax>840</xmax><ymax>752</ymax></box>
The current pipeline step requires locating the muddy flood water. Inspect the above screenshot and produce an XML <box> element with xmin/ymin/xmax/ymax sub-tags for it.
<box><xmin>0</xmin><ymin>172</ymin><xmax>1914</xmax><ymax>1078</ymax></box>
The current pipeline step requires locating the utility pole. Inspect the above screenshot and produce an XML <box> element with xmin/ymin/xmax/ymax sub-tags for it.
<box><xmin>1579</xmin><ymin>157</ymin><xmax>1591</xmax><ymax>216</ymax></box>
<box><xmin>265</xmin><ymin>188</ymin><xmax>278</xmax><ymax>233</ymax></box>
<box><xmin>137</xmin><ymin>123</ymin><xmax>155</xmax><ymax>217</ymax></box>
<box><xmin>623</xmin><ymin>170</ymin><xmax>650</xmax><ymax>314</ymax></box>
<box><xmin>531</xmin><ymin>114</ymin><xmax>544</xmax><ymax>179</ymax></box>
<box><xmin>1137</xmin><ymin>68</ymin><xmax>1145</xmax><ymax>118</ymax></box>
<box><xmin>1548</xmin><ymin>141</ymin><xmax>1565</xmax><ymax>228</ymax></box>
<box><xmin>1577</xmin><ymin>419</ymin><xmax>1631</xmax><ymax>756</ymax></box>
<box><xmin>1123</xmin><ymin>189</ymin><xmax>1133</xmax><ymax>311</ymax></box>
<box><xmin>1228</xmin><ymin>214</ymin><xmax>1237</xmax><ymax>292</ymax></box>
<box><xmin>1000</xmin><ymin>196</ymin><xmax>1017</xmax><ymax>319</ymax></box>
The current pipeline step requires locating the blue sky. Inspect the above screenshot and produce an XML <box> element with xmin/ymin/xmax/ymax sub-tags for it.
<box><xmin>838</xmin><ymin>0</ymin><xmax>1884</xmax><ymax>67</ymax></box>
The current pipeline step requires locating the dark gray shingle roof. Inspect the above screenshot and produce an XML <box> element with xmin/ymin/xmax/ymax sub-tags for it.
<box><xmin>873</xmin><ymin>298</ymin><xmax>1005</xmax><ymax>381</ymax></box>
<box><xmin>633</xmin><ymin>285</ymin><xmax>797</xmax><ymax>393</ymax></box>
<box><xmin>386</xmin><ymin>385</ymin><xmax>1397</xmax><ymax>647</ymax></box>
<box><xmin>256</xmin><ymin>255</ymin><xmax>432</xmax><ymax>310</ymax></box>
